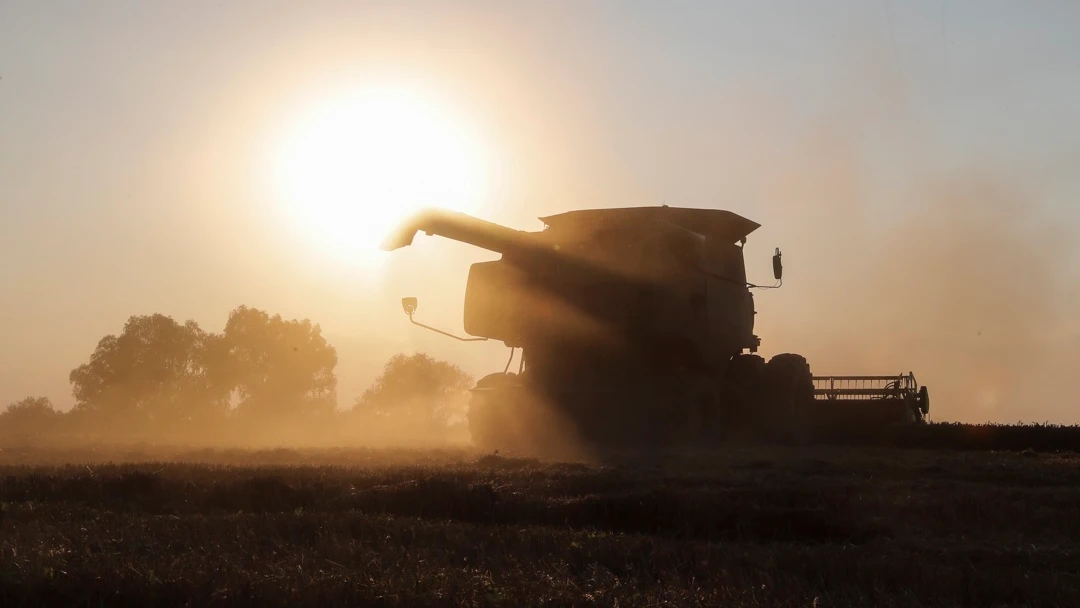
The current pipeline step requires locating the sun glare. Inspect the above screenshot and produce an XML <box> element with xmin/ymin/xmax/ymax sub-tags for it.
<box><xmin>273</xmin><ymin>87</ymin><xmax>489</xmax><ymax>265</ymax></box>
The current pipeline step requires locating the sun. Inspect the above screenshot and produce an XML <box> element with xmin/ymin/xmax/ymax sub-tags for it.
<box><xmin>272</xmin><ymin>86</ymin><xmax>490</xmax><ymax>264</ymax></box>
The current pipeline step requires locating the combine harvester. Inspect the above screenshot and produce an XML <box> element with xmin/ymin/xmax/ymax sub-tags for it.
<box><xmin>382</xmin><ymin>206</ymin><xmax>928</xmax><ymax>451</ymax></box>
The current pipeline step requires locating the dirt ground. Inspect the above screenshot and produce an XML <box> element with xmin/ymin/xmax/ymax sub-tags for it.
<box><xmin>1</xmin><ymin>444</ymin><xmax>1078</xmax><ymax>607</ymax></box>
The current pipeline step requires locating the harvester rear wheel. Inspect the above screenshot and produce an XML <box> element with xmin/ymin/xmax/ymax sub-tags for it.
<box><xmin>467</xmin><ymin>373</ymin><xmax>516</xmax><ymax>451</ymax></box>
<box><xmin>467</xmin><ymin>373</ymin><xmax>576</xmax><ymax>455</ymax></box>
<box><xmin>763</xmin><ymin>354</ymin><xmax>815</xmax><ymax>444</ymax></box>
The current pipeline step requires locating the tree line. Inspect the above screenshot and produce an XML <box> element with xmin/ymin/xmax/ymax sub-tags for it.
<box><xmin>0</xmin><ymin>306</ymin><xmax>473</xmax><ymax>445</ymax></box>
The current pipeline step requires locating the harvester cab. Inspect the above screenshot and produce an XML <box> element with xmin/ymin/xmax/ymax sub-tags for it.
<box><xmin>382</xmin><ymin>206</ymin><xmax>927</xmax><ymax>450</ymax></box>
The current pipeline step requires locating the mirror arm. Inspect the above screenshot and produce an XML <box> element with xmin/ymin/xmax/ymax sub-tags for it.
<box><xmin>407</xmin><ymin>313</ymin><xmax>488</xmax><ymax>342</ymax></box>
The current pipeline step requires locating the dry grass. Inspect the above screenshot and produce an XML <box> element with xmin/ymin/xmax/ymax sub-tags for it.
<box><xmin>2</xmin><ymin>439</ymin><xmax>1079</xmax><ymax>607</ymax></box>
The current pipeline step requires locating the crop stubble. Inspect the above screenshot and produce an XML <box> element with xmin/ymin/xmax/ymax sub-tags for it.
<box><xmin>1</xmin><ymin>443</ymin><xmax>1079</xmax><ymax>607</ymax></box>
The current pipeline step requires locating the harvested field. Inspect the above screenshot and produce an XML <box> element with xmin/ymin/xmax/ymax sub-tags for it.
<box><xmin>2</xmin><ymin>436</ymin><xmax>1079</xmax><ymax>607</ymax></box>
<box><xmin>820</xmin><ymin>421</ymin><xmax>1080</xmax><ymax>452</ymax></box>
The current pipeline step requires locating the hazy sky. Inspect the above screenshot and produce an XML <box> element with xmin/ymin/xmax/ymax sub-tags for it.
<box><xmin>2</xmin><ymin>1</ymin><xmax>1078</xmax><ymax>422</ymax></box>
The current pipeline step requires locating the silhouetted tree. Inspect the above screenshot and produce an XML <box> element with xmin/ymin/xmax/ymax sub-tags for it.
<box><xmin>221</xmin><ymin>306</ymin><xmax>338</xmax><ymax>425</ymax></box>
<box><xmin>355</xmin><ymin>353</ymin><xmax>472</xmax><ymax>427</ymax></box>
<box><xmin>0</xmin><ymin>396</ymin><xmax>61</xmax><ymax>437</ymax></box>
<box><xmin>68</xmin><ymin>314</ymin><xmax>229</xmax><ymax>436</ymax></box>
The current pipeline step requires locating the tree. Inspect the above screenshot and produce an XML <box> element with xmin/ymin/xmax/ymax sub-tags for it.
<box><xmin>0</xmin><ymin>396</ymin><xmax>61</xmax><ymax>436</ymax></box>
<box><xmin>68</xmin><ymin>314</ymin><xmax>228</xmax><ymax>435</ymax></box>
<box><xmin>355</xmin><ymin>353</ymin><xmax>473</xmax><ymax>427</ymax></box>
<box><xmin>221</xmin><ymin>306</ymin><xmax>338</xmax><ymax>423</ymax></box>
<box><xmin>65</xmin><ymin>307</ymin><xmax>340</xmax><ymax>442</ymax></box>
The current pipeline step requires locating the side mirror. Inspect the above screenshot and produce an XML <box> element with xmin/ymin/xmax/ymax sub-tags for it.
<box><xmin>772</xmin><ymin>248</ymin><xmax>783</xmax><ymax>281</ymax></box>
<box><xmin>401</xmin><ymin>297</ymin><xmax>418</xmax><ymax>316</ymax></box>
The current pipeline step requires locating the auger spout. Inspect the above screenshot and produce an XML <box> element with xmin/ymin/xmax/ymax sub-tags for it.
<box><xmin>380</xmin><ymin>208</ymin><xmax>540</xmax><ymax>256</ymax></box>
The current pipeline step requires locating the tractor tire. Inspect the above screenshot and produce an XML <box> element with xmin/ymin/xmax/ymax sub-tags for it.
<box><xmin>467</xmin><ymin>373</ymin><xmax>518</xmax><ymax>452</ymax></box>
<box><xmin>763</xmin><ymin>353</ymin><xmax>816</xmax><ymax>444</ymax></box>
<box><xmin>466</xmin><ymin>373</ymin><xmax>573</xmax><ymax>455</ymax></box>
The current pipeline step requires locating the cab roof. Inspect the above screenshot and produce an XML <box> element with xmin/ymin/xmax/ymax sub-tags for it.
<box><xmin>539</xmin><ymin>206</ymin><xmax>760</xmax><ymax>243</ymax></box>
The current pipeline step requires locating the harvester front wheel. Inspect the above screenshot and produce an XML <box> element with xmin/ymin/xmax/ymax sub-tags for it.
<box><xmin>763</xmin><ymin>354</ymin><xmax>815</xmax><ymax>444</ymax></box>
